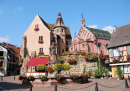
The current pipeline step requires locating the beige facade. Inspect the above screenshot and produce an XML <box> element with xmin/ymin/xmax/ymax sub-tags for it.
<box><xmin>20</xmin><ymin>11</ymin><xmax>72</xmax><ymax>58</ymax></box>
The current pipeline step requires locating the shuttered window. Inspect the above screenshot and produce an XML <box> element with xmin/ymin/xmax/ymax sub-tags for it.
<box><xmin>110</xmin><ymin>49</ymin><xmax>113</xmax><ymax>57</ymax></box>
<box><xmin>127</xmin><ymin>46</ymin><xmax>130</xmax><ymax>55</ymax></box>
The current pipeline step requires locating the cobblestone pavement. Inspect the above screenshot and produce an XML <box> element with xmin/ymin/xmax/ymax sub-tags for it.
<box><xmin>0</xmin><ymin>76</ymin><xmax>130</xmax><ymax>91</ymax></box>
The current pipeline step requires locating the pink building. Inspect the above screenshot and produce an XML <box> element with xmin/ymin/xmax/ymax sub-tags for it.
<box><xmin>69</xmin><ymin>17</ymin><xmax>111</xmax><ymax>55</ymax></box>
<box><xmin>20</xmin><ymin>11</ymin><xmax>72</xmax><ymax>57</ymax></box>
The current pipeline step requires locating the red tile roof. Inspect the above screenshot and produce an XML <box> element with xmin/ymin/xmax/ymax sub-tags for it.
<box><xmin>0</xmin><ymin>42</ymin><xmax>20</xmax><ymax>59</ymax></box>
<box><xmin>25</xmin><ymin>58</ymin><xmax>50</xmax><ymax>66</ymax></box>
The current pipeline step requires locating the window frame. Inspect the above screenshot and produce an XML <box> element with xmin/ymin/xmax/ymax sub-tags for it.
<box><xmin>39</xmin><ymin>48</ymin><xmax>43</xmax><ymax>52</ymax></box>
<box><xmin>35</xmin><ymin>24</ymin><xmax>39</xmax><ymax>28</ymax></box>
<box><xmin>39</xmin><ymin>36</ymin><xmax>43</xmax><ymax>41</ymax></box>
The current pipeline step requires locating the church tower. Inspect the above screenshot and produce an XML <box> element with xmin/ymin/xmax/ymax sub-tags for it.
<box><xmin>81</xmin><ymin>16</ymin><xmax>85</xmax><ymax>27</ymax></box>
<box><xmin>54</xmin><ymin>10</ymin><xmax>66</xmax><ymax>55</ymax></box>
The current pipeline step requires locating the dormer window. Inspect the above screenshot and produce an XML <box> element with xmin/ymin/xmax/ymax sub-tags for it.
<box><xmin>35</xmin><ymin>24</ymin><xmax>39</xmax><ymax>28</ymax></box>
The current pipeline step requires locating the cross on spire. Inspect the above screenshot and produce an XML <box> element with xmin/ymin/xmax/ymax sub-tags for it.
<box><xmin>59</xmin><ymin>6</ymin><xmax>60</xmax><ymax>12</ymax></box>
<box><xmin>81</xmin><ymin>13</ymin><xmax>83</xmax><ymax>18</ymax></box>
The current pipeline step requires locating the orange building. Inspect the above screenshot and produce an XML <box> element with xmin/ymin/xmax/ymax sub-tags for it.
<box><xmin>107</xmin><ymin>24</ymin><xmax>130</xmax><ymax>78</ymax></box>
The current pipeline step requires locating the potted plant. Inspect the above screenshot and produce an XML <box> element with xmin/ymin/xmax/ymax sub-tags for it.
<box><xmin>116</xmin><ymin>66</ymin><xmax>123</xmax><ymax>80</ymax></box>
<box><xmin>27</xmin><ymin>76</ymin><xmax>35</xmax><ymax>82</ymax></box>
<box><xmin>38</xmin><ymin>40</ymin><xmax>43</xmax><ymax>43</ymax></box>
<box><xmin>55</xmin><ymin>74</ymin><xmax>65</xmax><ymax>81</ymax></box>
<box><xmin>39</xmin><ymin>75</ymin><xmax>48</xmax><ymax>82</ymax></box>
<box><xmin>126</xmin><ymin>54</ymin><xmax>130</xmax><ymax>61</ymax></box>
<box><xmin>111</xmin><ymin>56</ymin><xmax>120</xmax><ymax>62</ymax></box>
<box><xmin>104</xmin><ymin>69</ymin><xmax>109</xmax><ymax>79</ymax></box>
<box><xmin>34</xmin><ymin>28</ymin><xmax>39</xmax><ymax>31</ymax></box>
<box><xmin>53</xmin><ymin>63</ymin><xmax>64</xmax><ymax>74</ymax></box>
<box><xmin>36</xmin><ymin>65</ymin><xmax>46</xmax><ymax>72</ymax></box>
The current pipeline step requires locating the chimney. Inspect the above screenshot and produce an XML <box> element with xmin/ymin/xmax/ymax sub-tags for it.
<box><xmin>113</xmin><ymin>25</ymin><xmax>117</xmax><ymax>33</ymax></box>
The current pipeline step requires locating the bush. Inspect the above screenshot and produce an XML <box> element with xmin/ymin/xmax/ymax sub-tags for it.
<box><xmin>83</xmin><ymin>65</ymin><xmax>86</xmax><ymax>73</ymax></box>
<box><xmin>63</xmin><ymin>64</ymin><xmax>70</xmax><ymax>71</ymax></box>
<box><xmin>117</xmin><ymin>66</ymin><xmax>123</xmax><ymax>77</ymax></box>
<box><xmin>93</xmin><ymin>70</ymin><xmax>100</xmax><ymax>78</ymax></box>
<box><xmin>36</xmin><ymin>65</ymin><xmax>46</xmax><ymax>72</ymax></box>
<box><xmin>53</xmin><ymin>63</ymin><xmax>64</xmax><ymax>71</ymax></box>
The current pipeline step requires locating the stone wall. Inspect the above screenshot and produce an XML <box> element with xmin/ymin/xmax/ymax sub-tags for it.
<box><xmin>61</xmin><ymin>54</ymin><xmax>98</xmax><ymax>75</ymax></box>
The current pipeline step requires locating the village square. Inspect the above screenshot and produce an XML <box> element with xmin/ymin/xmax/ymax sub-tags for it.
<box><xmin>0</xmin><ymin>0</ymin><xmax>130</xmax><ymax>91</ymax></box>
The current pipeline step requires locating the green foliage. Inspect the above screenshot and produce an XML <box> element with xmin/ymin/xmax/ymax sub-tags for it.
<box><xmin>39</xmin><ymin>76</ymin><xmax>48</xmax><ymax>82</ymax></box>
<box><xmin>87</xmin><ymin>70</ymin><xmax>93</xmax><ymax>76</ymax></box>
<box><xmin>53</xmin><ymin>63</ymin><xmax>63</xmax><ymax>71</ymax></box>
<box><xmin>117</xmin><ymin>66</ymin><xmax>123</xmax><ymax>77</ymax></box>
<box><xmin>57</xmin><ymin>56</ymin><xmax>64</xmax><ymax>64</ymax></box>
<box><xmin>104</xmin><ymin>69</ymin><xmax>109</xmax><ymax>76</ymax></box>
<box><xmin>93</xmin><ymin>70</ymin><xmax>100</xmax><ymax>78</ymax></box>
<box><xmin>83</xmin><ymin>65</ymin><xmax>86</xmax><ymax>73</ymax></box>
<box><xmin>36</xmin><ymin>65</ymin><xmax>46</xmax><ymax>72</ymax></box>
<box><xmin>63</xmin><ymin>64</ymin><xmax>70</xmax><ymax>71</ymax></box>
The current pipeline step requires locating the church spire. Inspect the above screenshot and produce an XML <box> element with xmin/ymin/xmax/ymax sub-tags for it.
<box><xmin>55</xmin><ymin>10</ymin><xmax>65</xmax><ymax>27</ymax></box>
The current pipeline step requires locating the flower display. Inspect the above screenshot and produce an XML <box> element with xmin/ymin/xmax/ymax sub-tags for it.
<box><xmin>57</xmin><ymin>56</ymin><xmax>64</xmax><ymax>64</ymax></box>
<box><xmin>111</xmin><ymin>56</ymin><xmax>120</xmax><ymax>62</ymax></box>
<box><xmin>38</xmin><ymin>40</ymin><xmax>43</xmax><ymax>43</ymax></box>
<box><xmin>27</xmin><ymin>76</ymin><xmax>35</xmax><ymax>82</ymax></box>
<box><xmin>39</xmin><ymin>76</ymin><xmax>48</xmax><ymax>82</ymax></box>
<box><xmin>0</xmin><ymin>67</ymin><xmax>4</xmax><ymax>71</ymax></box>
<box><xmin>0</xmin><ymin>56</ymin><xmax>4</xmax><ymax>59</ymax></box>
<box><xmin>126</xmin><ymin>54</ymin><xmax>130</xmax><ymax>59</ymax></box>
<box><xmin>34</xmin><ymin>28</ymin><xmax>39</xmax><ymax>31</ymax></box>
<box><xmin>76</xmin><ymin>51</ymin><xmax>86</xmax><ymax>55</ymax></box>
<box><xmin>18</xmin><ymin>75</ymin><xmax>27</xmax><ymax>80</ymax></box>
<box><xmin>69</xmin><ymin>73</ymin><xmax>88</xmax><ymax>81</ymax></box>
<box><xmin>80</xmin><ymin>73</ymin><xmax>88</xmax><ymax>80</ymax></box>
<box><xmin>38</xmin><ymin>52</ymin><xmax>44</xmax><ymax>54</ymax></box>
<box><xmin>46</xmin><ymin>67</ymin><xmax>54</xmax><ymax>73</ymax></box>
<box><xmin>63</xmin><ymin>51</ymin><xmax>73</xmax><ymax>55</ymax></box>
<box><xmin>55</xmin><ymin>74</ymin><xmax>64</xmax><ymax>81</ymax></box>
<box><xmin>84</xmin><ymin>52</ymin><xmax>98</xmax><ymax>61</ymax></box>
<box><xmin>67</xmin><ymin>59</ymin><xmax>77</xmax><ymax>64</ymax></box>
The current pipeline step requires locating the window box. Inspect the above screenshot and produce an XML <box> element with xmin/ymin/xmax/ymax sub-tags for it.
<box><xmin>111</xmin><ymin>56</ymin><xmax>120</xmax><ymax>62</ymax></box>
<box><xmin>38</xmin><ymin>40</ymin><xmax>43</xmax><ymax>43</ymax></box>
<box><xmin>126</xmin><ymin>55</ymin><xmax>130</xmax><ymax>60</ymax></box>
<box><xmin>0</xmin><ymin>56</ymin><xmax>4</xmax><ymax>59</ymax></box>
<box><xmin>0</xmin><ymin>67</ymin><xmax>4</xmax><ymax>71</ymax></box>
<box><xmin>34</xmin><ymin>28</ymin><xmax>39</xmax><ymax>31</ymax></box>
<box><xmin>38</xmin><ymin>52</ymin><xmax>44</xmax><ymax>55</ymax></box>
<box><xmin>68</xmin><ymin>59</ymin><xmax>77</xmax><ymax>64</ymax></box>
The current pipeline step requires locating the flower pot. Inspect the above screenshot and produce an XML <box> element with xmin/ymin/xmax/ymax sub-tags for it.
<box><xmin>106</xmin><ymin>77</ymin><xmax>108</xmax><ymax>79</ymax></box>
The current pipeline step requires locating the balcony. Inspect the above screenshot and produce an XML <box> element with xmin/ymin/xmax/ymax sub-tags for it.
<box><xmin>34</xmin><ymin>28</ymin><xmax>39</xmax><ymax>31</ymax></box>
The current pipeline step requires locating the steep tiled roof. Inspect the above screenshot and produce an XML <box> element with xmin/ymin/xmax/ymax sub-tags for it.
<box><xmin>107</xmin><ymin>24</ymin><xmax>130</xmax><ymax>48</ymax></box>
<box><xmin>0</xmin><ymin>42</ymin><xmax>20</xmax><ymax>59</ymax></box>
<box><xmin>86</xmin><ymin>27</ymin><xmax>111</xmax><ymax>39</ymax></box>
<box><xmin>38</xmin><ymin>15</ymin><xmax>71</xmax><ymax>39</ymax></box>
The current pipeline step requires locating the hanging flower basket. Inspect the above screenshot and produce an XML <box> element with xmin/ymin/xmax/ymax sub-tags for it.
<box><xmin>0</xmin><ymin>67</ymin><xmax>4</xmax><ymax>71</ymax></box>
<box><xmin>0</xmin><ymin>56</ymin><xmax>4</xmax><ymax>59</ymax></box>
<box><xmin>68</xmin><ymin>59</ymin><xmax>77</xmax><ymax>64</ymax></box>
<box><xmin>34</xmin><ymin>28</ymin><xmax>39</xmax><ymax>31</ymax></box>
<box><xmin>38</xmin><ymin>40</ymin><xmax>43</xmax><ymax>43</ymax></box>
<box><xmin>39</xmin><ymin>76</ymin><xmax>48</xmax><ymax>82</ymax></box>
<box><xmin>55</xmin><ymin>74</ymin><xmax>65</xmax><ymax>81</ymax></box>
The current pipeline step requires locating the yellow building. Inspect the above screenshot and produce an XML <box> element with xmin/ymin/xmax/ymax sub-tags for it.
<box><xmin>107</xmin><ymin>24</ymin><xmax>130</xmax><ymax>78</ymax></box>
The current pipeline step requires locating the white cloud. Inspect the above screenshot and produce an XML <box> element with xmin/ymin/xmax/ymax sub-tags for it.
<box><xmin>102</xmin><ymin>26</ymin><xmax>113</xmax><ymax>33</ymax></box>
<box><xmin>87</xmin><ymin>25</ymin><xmax>97</xmax><ymax>29</ymax></box>
<box><xmin>0</xmin><ymin>36</ymin><xmax>9</xmax><ymax>43</ymax></box>
<box><xmin>14</xmin><ymin>7</ymin><xmax>24</xmax><ymax>12</ymax></box>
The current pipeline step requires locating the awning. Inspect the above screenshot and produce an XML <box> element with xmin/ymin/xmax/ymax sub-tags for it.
<box><xmin>109</xmin><ymin>63</ymin><xmax>130</xmax><ymax>66</ymax></box>
<box><xmin>25</xmin><ymin>58</ymin><xmax>50</xmax><ymax>67</ymax></box>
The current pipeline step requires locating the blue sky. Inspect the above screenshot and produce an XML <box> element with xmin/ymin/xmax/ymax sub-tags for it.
<box><xmin>0</xmin><ymin>0</ymin><xmax>130</xmax><ymax>47</ymax></box>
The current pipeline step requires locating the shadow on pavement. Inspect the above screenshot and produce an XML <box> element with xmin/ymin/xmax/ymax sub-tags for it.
<box><xmin>0</xmin><ymin>82</ymin><xmax>30</xmax><ymax>90</ymax></box>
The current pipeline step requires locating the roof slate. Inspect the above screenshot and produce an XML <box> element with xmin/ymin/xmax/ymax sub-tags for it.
<box><xmin>107</xmin><ymin>23</ymin><xmax>130</xmax><ymax>48</ymax></box>
<box><xmin>86</xmin><ymin>27</ymin><xmax>111</xmax><ymax>39</ymax></box>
